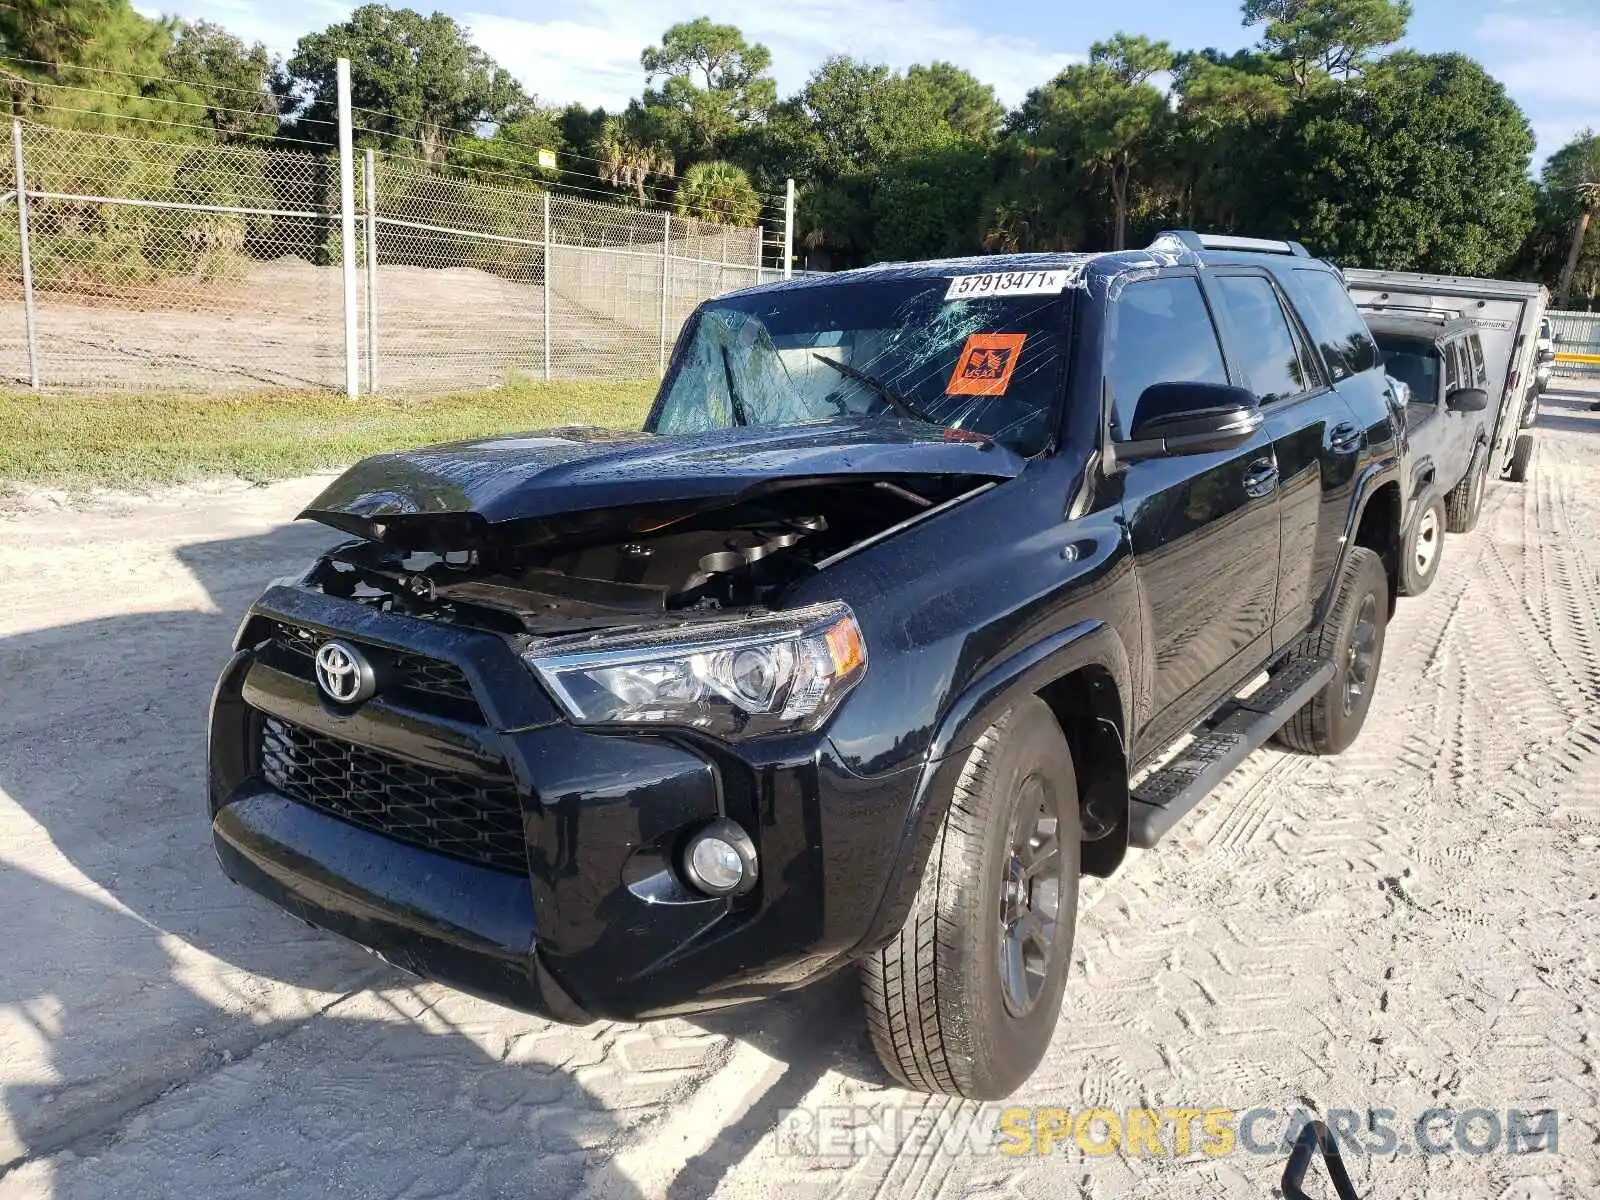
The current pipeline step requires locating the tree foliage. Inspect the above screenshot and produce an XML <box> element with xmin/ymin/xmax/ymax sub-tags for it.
<box><xmin>1243</xmin><ymin>0</ymin><xmax>1412</xmax><ymax>88</ymax></box>
<box><xmin>0</xmin><ymin>0</ymin><xmax>1564</xmax><ymax>291</ymax></box>
<box><xmin>158</xmin><ymin>21</ymin><xmax>275</xmax><ymax>141</ymax></box>
<box><xmin>1541</xmin><ymin>132</ymin><xmax>1600</xmax><ymax>305</ymax></box>
<box><xmin>641</xmin><ymin>18</ymin><xmax>775</xmax><ymax>160</ymax></box>
<box><xmin>1010</xmin><ymin>37</ymin><xmax>1175</xmax><ymax>250</ymax></box>
<box><xmin>674</xmin><ymin>160</ymin><xmax>761</xmax><ymax>226</ymax></box>
<box><xmin>594</xmin><ymin>111</ymin><xmax>675</xmax><ymax>206</ymax></box>
<box><xmin>1261</xmin><ymin>52</ymin><xmax>1534</xmax><ymax>274</ymax></box>
<box><xmin>1</xmin><ymin>0</ymin><xmax>178</xmax><ymax>131</ymax></box>
<box><xmin>278</xmin><ymin>5</ymin><xmax>524</xmax><ymax>162</ymax></box>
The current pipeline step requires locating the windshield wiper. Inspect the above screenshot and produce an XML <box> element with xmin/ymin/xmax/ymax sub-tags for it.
<box><xmin>721</xmin><ymin>345</ymin><xmax>750</xmax><ymax>427</ymax></box>
<box><xmin>812</xmin><ymin>353</ymin><xmax>937</xmax><ymax>426</ymax></box>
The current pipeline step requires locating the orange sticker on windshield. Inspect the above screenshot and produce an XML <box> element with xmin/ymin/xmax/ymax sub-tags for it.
<box><xmin>947</xmin><ymin>333</ymin><xmax>1026</xmax><ymax>396</ymax></box>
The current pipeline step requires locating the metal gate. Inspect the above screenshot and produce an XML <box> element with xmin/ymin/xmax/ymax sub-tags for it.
<box><xmin>1550</xmin><ymin>309</ymin><xmax>1600</xmax><ymax>379</ymax></box>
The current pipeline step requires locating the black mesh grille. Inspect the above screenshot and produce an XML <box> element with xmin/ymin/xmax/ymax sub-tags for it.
<box><xmin>258</xmin><ymin>716</ymin><xmax>527</xmax><ymax>874</ymax></box>
<box><xmin>264</xmin><ymin>623</ymin><xmax>482</xmax><ymax>722</ymax></box>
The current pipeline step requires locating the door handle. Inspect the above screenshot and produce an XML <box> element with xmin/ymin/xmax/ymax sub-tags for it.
<box><xmin>1243</xmin><ymin>459</ymin><xmax>1279</xmax><ymax>498</ymax></box>
<box><xmin>1329</xmin><ymin>422</ymin><xmax>1363</xmax><ymax>453</ymax></box>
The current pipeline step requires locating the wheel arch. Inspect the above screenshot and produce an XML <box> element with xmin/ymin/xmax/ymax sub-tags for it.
<box><xmin>1350</xmin><ymin>474</ymin><xmax>1403</xmax><ymax>617</ymax></box>
<box><xmin>854</xmin><ymin>620</ymin><xmax>1133</xmax><ymax>953</ymax></box>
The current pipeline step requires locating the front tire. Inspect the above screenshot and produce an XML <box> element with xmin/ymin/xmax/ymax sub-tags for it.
<box><xmin>862</xmin><ymin>697</ymin><xmax>1079</xmax><ymax>1099</ymax></box>
<box><xmin>1399</xmin><ymin>493</ymin><xmax>1445</xmax><ymax>596</ymax></box>
<box><xmin>1273</xmin><ymin>547</ymin><xmax>1389</xmax><ymax>756</ymax></box>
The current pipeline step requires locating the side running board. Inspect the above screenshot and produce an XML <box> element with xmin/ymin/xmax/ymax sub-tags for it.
<box><xmin>1127</xmin><ymin>658</ymin><xmax>1336</xmax><ymax>848</ymax></box>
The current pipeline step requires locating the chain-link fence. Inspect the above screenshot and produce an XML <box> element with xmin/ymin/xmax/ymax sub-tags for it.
<box><xmin>0</xmin><ymin>120</ymin><xmax>792</xmax><ymax>394</ymax></box>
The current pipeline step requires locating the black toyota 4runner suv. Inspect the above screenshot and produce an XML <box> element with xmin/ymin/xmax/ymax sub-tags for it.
<box><xmin>209</xmin><ymin>231</ymin><xmax>1402</xmax><ymax>1099</ymax></box>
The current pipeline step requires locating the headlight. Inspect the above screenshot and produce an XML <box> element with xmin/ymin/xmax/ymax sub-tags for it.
<box><xmin>525</xmin><ymin>601</ymin><xmax>867</xmax><ymax>740</ymax></box>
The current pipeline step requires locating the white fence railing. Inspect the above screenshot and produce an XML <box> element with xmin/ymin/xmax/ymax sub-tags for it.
<box><xmin>1550</xmin><ymin>309</ymin><xmax>1600</xmax><ymax>379</ymax></box>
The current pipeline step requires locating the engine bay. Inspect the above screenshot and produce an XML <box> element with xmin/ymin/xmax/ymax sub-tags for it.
<box><xmin>308</xmin><ymin>477</ymin><xmax>976</xmax><ymax>634</ymax></box>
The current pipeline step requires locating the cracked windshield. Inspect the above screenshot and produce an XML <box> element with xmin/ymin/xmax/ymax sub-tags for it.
<box><xmin>652</xmin><ymin>277</ymin><xmax>1071</xmax><ymax>454</ymax></box>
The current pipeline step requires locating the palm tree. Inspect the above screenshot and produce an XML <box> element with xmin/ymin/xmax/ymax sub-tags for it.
<box><xmin>1547</xmin><ymin>131</ymin><xmax>1600</xmax><ymax>308</ymax></box>
<box><xmin>595</xmin><ymin>116</ymin><xmax>674</xmax><ymax>207</ymax></box>
<box><xmin>673</xmin><ymin>160</ymin><xmax>760</xmax><ymax>226</ymax></box>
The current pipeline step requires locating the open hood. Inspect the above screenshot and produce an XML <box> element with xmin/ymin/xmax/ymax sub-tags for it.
<box><xmin>301</xmin><ymin>419</ymin><xmax>1026</xmax><ymax>549</ymax></box>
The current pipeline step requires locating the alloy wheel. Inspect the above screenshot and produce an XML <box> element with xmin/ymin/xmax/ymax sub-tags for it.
<box><xmin>1342</xmin><ymin>593</ymin><xmax>1379</xmax><ymax>717</ymax></box>
<box><xmin>998</xmin><ymin>775</ymin><xmax>1064</xmax><ymax>1018</ymax></box>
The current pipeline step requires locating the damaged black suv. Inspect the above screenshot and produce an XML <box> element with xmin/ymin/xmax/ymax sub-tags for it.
<box><xmin>209</xmin><ymin>232</ymin><xmax>1403</xmax><ymax>1099</ymax></box>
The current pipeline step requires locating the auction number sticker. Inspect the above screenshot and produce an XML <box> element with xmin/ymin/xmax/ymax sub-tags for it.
<box><xmin>944</xmin><ymin>270</ymin><xmax>1070</xmax><ymax>301</ymax></box>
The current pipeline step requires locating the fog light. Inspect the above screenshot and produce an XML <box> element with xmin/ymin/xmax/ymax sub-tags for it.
<box><xmin>681</xmin><ymin>819</ymin><xmax>759</xmax><ymax>897</ymax></box>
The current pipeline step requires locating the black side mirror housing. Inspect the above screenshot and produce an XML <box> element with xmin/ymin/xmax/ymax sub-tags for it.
<box><xmin>1537</xmin><ymin>346</ymin><xmax>1557</xmax><ymax>364</ymax></box>
<box><xmin>1446</xmin><ymin>387</ymin><xmax>1489</xmax><ymax>413</ymax></box>
<box><xmin>1119</xmin><ymin>382</ymin><xmax>1264</xmax><ymax>461</ymax></box>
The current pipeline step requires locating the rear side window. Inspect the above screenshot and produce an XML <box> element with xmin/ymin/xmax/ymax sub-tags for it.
<box><xmin>1106</xmin><ymin>276</ymin><xmax>1229</xmax><ymax>437</ymax></box>
<box><xmin>1443</xmin><ymin>342</ymin><xmax>1462</xmax><ymax>392</ymax></box>
<box><xmin>1211</xmin><ymin>275</ymin><xmax>1314</xmax><ymax>402</ymax></box>
<box><xmin>1284</xmin><ymin>269</ymin><xmax>1382</xmax><ymax>381</ymax></box>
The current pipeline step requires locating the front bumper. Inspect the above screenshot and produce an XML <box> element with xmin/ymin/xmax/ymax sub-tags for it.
<box><xmin>209</xmin><ymin>583</ymin><xmax>921</xmax><ymax>1023</ymax></box>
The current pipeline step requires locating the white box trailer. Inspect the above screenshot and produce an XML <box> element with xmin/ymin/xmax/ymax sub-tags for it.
<box><xmin>1344</xmin><ymin>269</ymin><xmax>1550</xmax><ymax>483</ymax></box>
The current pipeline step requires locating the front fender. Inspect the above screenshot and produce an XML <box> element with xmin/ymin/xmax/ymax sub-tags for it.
<box><xmin>853</xmin><ymin>618</ymin><xmax>1132</xmax><ymax>955</ymax></box>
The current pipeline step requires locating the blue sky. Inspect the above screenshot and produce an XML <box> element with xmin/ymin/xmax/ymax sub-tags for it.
<box><xmin>154</xmin><ymin>0</ymin><xmax>1598</xmax><ymax>165</ymax></box>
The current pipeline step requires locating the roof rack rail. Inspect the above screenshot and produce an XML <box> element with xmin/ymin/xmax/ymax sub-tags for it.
<box><xmin>1154</xmin><ymin>230</ymin><xmax>1312</xmax><ymax>258</ymax></box>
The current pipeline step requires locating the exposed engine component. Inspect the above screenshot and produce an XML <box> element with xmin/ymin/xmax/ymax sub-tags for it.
<box><xmin>310</xmin><ymin>478</ymin><xmax>978</xmax><ymax>634</ymax></box>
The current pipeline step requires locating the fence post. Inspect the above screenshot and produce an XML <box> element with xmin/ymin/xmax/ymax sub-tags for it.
<box><xmin>336</xmin><ymin>58</ymin><xmax>359</xmax><ymax>399</ymax></box>
<box><xmin>11</xmin><ymin>120</ymin><xmax>39</xmax><ymax>390</ymax></box>
<box><xmin>542</xmin><ymin>190</ymin><xmax>552</xmax><ymax>382</ymax></box>
<box><xmin>363</xmin><ymin>148</ymin><xmax>378</xmax><ymax>395</ymax></box>
<box><xmin>783</xmin><ymin>178</ymin><xmax>795</xmax><ymax>281</ymax></box>
<box><xmin>658</xmin><ymin>210</ymin><xmax>671</xmax><ymax>378</ymax></box>
<box><xmin>755</xmin><ymin>223</ymin><xmax>764</xmax><ymax>283</ymax></box>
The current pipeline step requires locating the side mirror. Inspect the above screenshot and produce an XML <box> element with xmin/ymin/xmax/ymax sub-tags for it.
<box><xmin>1538</xmin><ymin>346</ymin><xmax>1556</xmax><ymax>364</ymax></box>
<box><xmin>1120</xmin><ymin>382</ymin><xmax>1264</xmax><ymax>461</ymax></box>
<box><xmin>1446</xmin><ymin>387</ymin><xmax>1489</xmax><ymax>413</ymax></box>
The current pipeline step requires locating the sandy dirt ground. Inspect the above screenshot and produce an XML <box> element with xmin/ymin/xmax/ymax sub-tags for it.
<box><xmin>3</xmin><ymin>392</ymin><xmax>1600</xmax><ymax>1198</ymax></box>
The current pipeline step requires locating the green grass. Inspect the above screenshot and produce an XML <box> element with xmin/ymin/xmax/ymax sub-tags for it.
<box><xmin>0</xmin><ymin>378</ymin><xmax>657</xmax><ymax>491</ymax></box>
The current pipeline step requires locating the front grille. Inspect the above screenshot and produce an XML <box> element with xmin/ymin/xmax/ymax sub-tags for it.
<box><xmin>264</xmin><ymin>622</ymin><xmax>482</xmax><ymax>723</ymax></box>
<box><xmin>258</xmin><ymin>716</ymin><xmax>527</xmax><ymax>874</ymax></box>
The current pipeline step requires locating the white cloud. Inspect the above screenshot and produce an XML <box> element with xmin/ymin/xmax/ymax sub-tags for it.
<box><xmin>151</xmin><ymin>0</ymin><xmax>354</xmax><ymax>56</ymax></box>
<box><xmin>1474</xmin><ymin>11</ymin><xmax>1600</xmax><ymax>163</ymax></box>
<box><xmin>465</xmin><ymin>0</ymin><xmax>1079</xmax><ymax>112</ymax></box>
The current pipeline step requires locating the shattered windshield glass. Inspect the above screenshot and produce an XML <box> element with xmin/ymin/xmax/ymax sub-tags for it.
<box><xmin>650</xmin><ymin>277</ymin><xmax>1071</xmax><ymax>455</ymax></box>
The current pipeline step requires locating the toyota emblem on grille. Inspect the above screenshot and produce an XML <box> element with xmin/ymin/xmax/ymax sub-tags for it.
<box><xmin>314</xmin><ymin>640</ymin><xmax>376</xmax><ymax>704</ymax></box>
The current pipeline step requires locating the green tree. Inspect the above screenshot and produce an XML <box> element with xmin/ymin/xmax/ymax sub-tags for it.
<box><xmin>674</xmin><ymin>160</ymin><xmax>760</xmax><ymax>226</ymax></box>
<box><xmin>1243</xmin><ymin>0</ymin><xmax>1411</xmax><ymax>89</ymax></box>
<box><xmin>158</xmin><ymin>20</ymin><xmax>275</xmax><ymax>141</ymax></box>
<box><xmin>1011</xmin><ymin>36</ymin><xmax>1175</xmax><ymax>250</ymax></box>
<box><xmin>1265</xmin><ymin>51</ymin><xmax>1534</xmax><ymax>274</ymax></box>
<box><xmin>447</xmin><ymin>106</ymin><xmax>566</xmax><ymax>184</ymax></box>
<box><xmin>873</xmin><ymin>143</ymin><xmax>991</xmax><ymax>260</ymax></box>
<box><xmin>640</xmin><ymin>18</ymin><xmax>775</xmax><ymax>159</ymax></box>
<box><xmin>0</xmin><ymin>0</ymin><xmax>178</xmax><ymax>131</ymax></box>
<box><xmin>278</xmin><ymin>5</ymin><xmax>524</xmax><ymax>162</ymax></box>
<box><xmin>1172</xmin><ymin>50</ymin><xmax>1291</xmax><ymax>227</ymax></box>
<box><xmin>904</xmin><ymin>63</ymin><xmax>1005</xmax><ymax>143</ymax></box>
<box><xmin>1543</xmin><ymin>132</ymin><xmax>1600</xmax><ymax>307</ymax></box>
<box><xmin>786</xmin><ymin>57</ymin><xmax>967</xmax><ymax>264</ymax></box>
<box><xmin>1</xmin><ymin>0</ymin><xmax>134</xmax><ymax>66</ymax></box>
<box><xmin>594</xmin><ymin>110</ymin><xmax>674</xmax><ymax>205</ymax></box>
